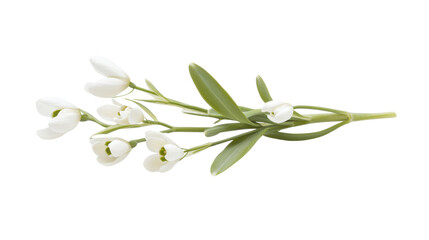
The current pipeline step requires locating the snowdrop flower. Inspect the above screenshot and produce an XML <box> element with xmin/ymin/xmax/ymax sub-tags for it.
<box><xmin>90</xmin><ymin>137</ymin><xmax>132</xmax><ymax>166</ymax></box>
<box><xmin>262</xmin><ymin>100</ymin><xmax>294</xmax><ymax>123</ymax></box>
<box><xmin>36</xmin><ymin>97</ymin><xmax>81</xmax><ymax>139</ymax></box>
<box><xmin>85</xmin><ymin>56</ymin><xmax>130</xmax><ymax>98</ymax></box>
<box><xmin>143</xmin><ymin>131</ymin><xmax>184</xmax><ymax>172</ymax></box>
<box><xmin>97</xmin><ymin>99</ymin><xmax>144</xmax><ymax>124</ymax></box>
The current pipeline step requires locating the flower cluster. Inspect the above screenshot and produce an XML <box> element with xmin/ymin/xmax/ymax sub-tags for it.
<box><xmin>37</xmin><ymin>56</ymin><xmax>396</xmax><ymax>175</ymax></box>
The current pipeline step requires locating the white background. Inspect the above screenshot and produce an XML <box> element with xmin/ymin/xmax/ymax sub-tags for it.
<box><xmin>1</xmin><ymin>0</ymin><xmax>428</xmax><ymax>239</ymax></box>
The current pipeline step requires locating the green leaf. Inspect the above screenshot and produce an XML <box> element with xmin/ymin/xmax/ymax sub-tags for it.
<box><xmin>145</xmin><ymin>79</ymin><xmax>167</xmax><ymax>100</ymax></box>
<box><xmin>126</xmin><ymin>99</ymin><xmax>158</xmax><ymax>121</ymax></box>
<box><xmin>248</xmin><ymin>114</ymin><xmax>277</xmax><ymax>124</ymax></box>
<box><xmin>243</xmin><ymin>109</ymin><xmax>262</xmax><ymax>118</ymax></box>
<box><xmin>264</xmin><ymin>121</ymin><xmax>349</xmax><ymax>141</ymax></box>
<box><xmin>208</xmin><ymin>106</ymin><xmax>254</xmax><ymax>116</ymax></box>
<box><xmin>239</xmin><ymin>106</ymin><xmax>254</xmax><ymax>112</ymax></box>
<box><xmin>211</xmin><ymin>129</ymin><xmax>267</xmax><ymax>176</ymax></box>
<box><xmin>291</xmin><ymin>111</ymin><xmax>311</xmax><ymax>121</ymax></box>
<box><xmin>256</xmin><ymin>75</ymin><xmax>273</xmax><ymax>103</ymax></box>
<box><xmin>204</xmin><ymin>123</ymin><xmax>254</xmax><ymax>137</ymax></box>
<box><xmin>189</xmin><ymin>63</ymin><xmax>255</xmax><ymax>125</ymax></box>
<box><xmin>183</xmin><ymin>109</ymin><xmax>226</xmax><ymax>119</ymax></box>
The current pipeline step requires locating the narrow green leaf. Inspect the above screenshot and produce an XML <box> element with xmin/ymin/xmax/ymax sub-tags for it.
<box><xmin>291</xmin><ymin>111</ymin><xmax>311</xmax><ymax>121</ymax></box>
<box><xmin>204</xmin><ymin>123</ymin><xmax>254</xmax><ymax>137</ymax></box>
<box><xmin>211</xmin><ymin>129</ymin><xmax>267</xmax><ymax>176</ymax></box>
<box><xmin>126</xmin><ymin>99</ymin><xmax>158</xmax><ymax>121</ymax></box>
<box><xmin>256</xmin><ymin>75</ymin><xmax>273</xmax><ymax>103</ymax></box>
<box><xmin>145</xmin><ymin>79</ymin><xmax>167</xmax><ymax>100</ymax></box>
<box><xmin>209</xmin><ymin>106</ymin><xmax>254</xmax><ymax>116</ymax></box>
<box><xmin>264</xmin><ymin>121</ymin><xmax>349</xmax><ymax>141</ymax></box>
<box><xmin>183</xmin><ymin>109</ymin><xmax>226</xmax><ymax>119</ymax></box>
<box><xmin>243</xmin><ymin>109</ymin><xmax>262</xmax><ymax>118</ymax></box>
<box><xmin>189</xmin><ymin>63</ymin><xmax>255</xmax><ymax>125</ymax></box>
<box><xmin>248</xmin><ymin>114</ymin><xmax>273</xmax><ymax>123</ymax></box>
<box><xmin>239</xmin><ymin>106</ymin><xmax>254</xmax><ymax>112</ymax></box>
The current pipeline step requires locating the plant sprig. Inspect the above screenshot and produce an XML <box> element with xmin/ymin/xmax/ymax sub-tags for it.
<box><xmin>37</xmin><ymin>56</ymin><xmax>396</xmax><ymax>175</ymax></box>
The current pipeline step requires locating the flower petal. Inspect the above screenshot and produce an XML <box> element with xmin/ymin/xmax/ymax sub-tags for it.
<box><xmin>111</xmin><ymin>98</ymin><xmax>123</xmax><ymax>106</ymax></box>
<box><xmin>91</xmin><ymin>139</ymin><xmax>109</xmax><ymax>157</ymax></box>
<box><xmin>143</xmin><ymin>154</ymin><xmax>165</xmax><ymax>172</ymax></box>
<box><xmin>127</xmin><ymin>108</ymin><xmax>144</xmax><ymax>124</ymax></box>
<box><xmin>108</xmin><ymin>140</ymin><xmax>131</xmax><ymax>157</ymax></box>
<box><xmin>97</xmin><ymin>104</ymin><xmax>121</xmax><ymax>122</ymax></box>
<box><xmin>97</xmin><ymin>154</ymin><xmax>126</xmax><ymax>166</ymax></box>
<box><xmin>164</xmin><ymin>144</ymin><xmax>184</xmax><ymax>161</ymax></box>
<box><xmin>261</xmin><ymin>100</ymin><xmax>286</xmax><ymax>113</ymax></box>
<box><xmin>145</xmin><ymin>131</ymin><xmax>174</xmax><ymax>152</ymax></box>
<box><xmin>37</xmin><ymin>128</ymin><xmax>65</xmax><ymax>139</ymax></box>
<box><xmin>48</xmin><ymin>109</ymin><xmax>81</xmax><ymax>133</ymax></box>
<box><xmin>158</xmin><ymin>161</ymin><xmax>178</xmax><ymax>173</ymax></box>
<box><xmin>272</xmin><ymin>104</ymin><xmax>294</xmax><ymax>123</ymax></box>
<box><xmin>85</xmin><ymin>78</ymin><xmax>129</xmax><ymax>98</ymax></box>
<box><xmin>90</xmin><ymin>138</ymin><xmax>128</xmax><ymax>166</ymax></box>
<box><xmin>36</xmin><ymin>97</ymin><xmax>76</xmax><ymax>117</ymax></box>
<box><xmin>90</xmin><ymin>56</ymin><xmax>129</xmax><ymax>81</ymax></box>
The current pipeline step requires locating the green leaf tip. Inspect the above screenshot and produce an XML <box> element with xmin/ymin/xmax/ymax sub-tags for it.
<box><xmin>188</xmin><ymin>63</ymin><xmax>255</xmax><ymax>125</ymax></box>
<box><xmin>256</xmin><ymin>75</ymin><xmax>273</xmax><ymax>103</ymax></box>
<box><xmin>210</xmin><ymin>129</ymin><xmax>267</xmax><ymax>176</ymax></box>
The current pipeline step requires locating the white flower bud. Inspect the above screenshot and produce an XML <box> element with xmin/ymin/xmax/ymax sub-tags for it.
<box><xmin>97</xmin><ymin>99</ymin><xmax>144</xmax><ymax>124</ymax></box>
<box><xmin>262</xmin><ymin>100</ymin><xmax>294</xmax><ymax>123</ymax></box>
<box><xmin>90</xmin><ymin>137</ymin><xmax>131</xmax><ymax>166</ymax></box>
<box><xmin>143</xmin><ymin>131</ymin><xmax>184</xmax><ymax>172</ymax></box>
<box><xmin>36</xmin><ymin>98</ymin><xmax>81</xmax><ymax>139</ymax></box>
<box><xmin>85</xmin><ymin>56</ymin><xmax>130</xmax><ymax>98</ymax></box>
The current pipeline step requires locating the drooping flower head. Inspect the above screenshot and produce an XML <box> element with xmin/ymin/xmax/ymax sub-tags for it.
<box><xmin>143</xmin><ymin>131</ymin><xmax>184</xmax><ymax>172</ymax></box>
<box><xmin>97</xmin><ymin>99</ymin><xmax>144</xmax><ymax>125</ymax></box>
<box><xmin>36</xmin><ymin>97</ymin><xmax>81</xmax><ymax>139</ymax></box>
<box><xmin>262</xmin><ymin>100</ymin><xmax>294</xmax><ymax>123</ymax></box>
<box><xmin>90</xmin><ymin>137</ymin><xmax>132</xmax><ymax>166</ymax></box>
<box><xmin>85</xmin><ymin>56</ymin><xmax>130</xmax><ymax>98</ymax></box>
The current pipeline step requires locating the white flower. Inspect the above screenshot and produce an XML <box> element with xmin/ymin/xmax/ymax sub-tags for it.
<box><xmin>97</xmin><ymin>99</ymin><xmax>144</xmax><ymax>125</ymax></box>
<box><xmin>90</xmin><ymin>137</ymin><xmax>131</xmax><ymax>166</ymax></box>
<box><xmin>262</xmin><ymin>100</ymin><xmax>294</xmax><ymax>123</ymax></box>
<box><xmin>36</xmin><ymin>97</ymin><xmax>81</xmax><ymax>139</ymax></box>
<box><xmin>85</xmin><ymin>56</ymin><xmax>130</xmax><ymax>98</ymax></box>
<box><xmin>143</xmin><ymin>131</ymin><xmax>184</xmax><ymax>173</ymax></box>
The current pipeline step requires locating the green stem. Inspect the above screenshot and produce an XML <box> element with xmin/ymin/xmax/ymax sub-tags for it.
<box><xmin>186</xmin><ymin>127</ymin><xmax>273</xmax><ymax>153</ymax></box>
<box><xmin>350</xmin><ymin>112</ymin><xmax>397</xmax><ymax>121</ymax></box>
<box><xmin>264</xmin><ymin>111</ymin><xmax>396</xmax><ymax>141</ymax></box>
<box><xmin>128</xmin><ymin>82</ymin><xmax>154</xmax><ymax>95</ymax></box>
<box><xmin>129</xmin><ymin>127</ymin><xmax>208</xmax><ymax>147</ymax></box>
<box><xmin>185</xmin><ymin>132</ymin><xmax>248</xmax><ymax>152</ymax></box>
<box><xmin>129</xmin><ymin>138</ymin><xmax>146</xmax><ymax>148</ymax></box>
<box><xmin>80</xmin><ymin>110</ymin><xmax>111</xmax><ymax>128</ymax></box>
<box><xmin>294</xmin><ymin>105</ymin><xmax>349</xmax><ymax>115</ymax></box>
<box><xmin>168</xmin><ymin>127</ymin><xmax>208</xmax><ymax>132</ymax></box>
<box><xmin>143</xmin><ymin>120</ymin><xmax>173</xmax><ymax>129</ymax></box>
<box><xmin>305</xmin><ymin>112</ymin><xmax>396</xmax><ymax>123</ymax></box>
<box><xmin>129</xmin><ymin>82</ymin><xmax>208</xmax><ymax>113</ymax></box>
